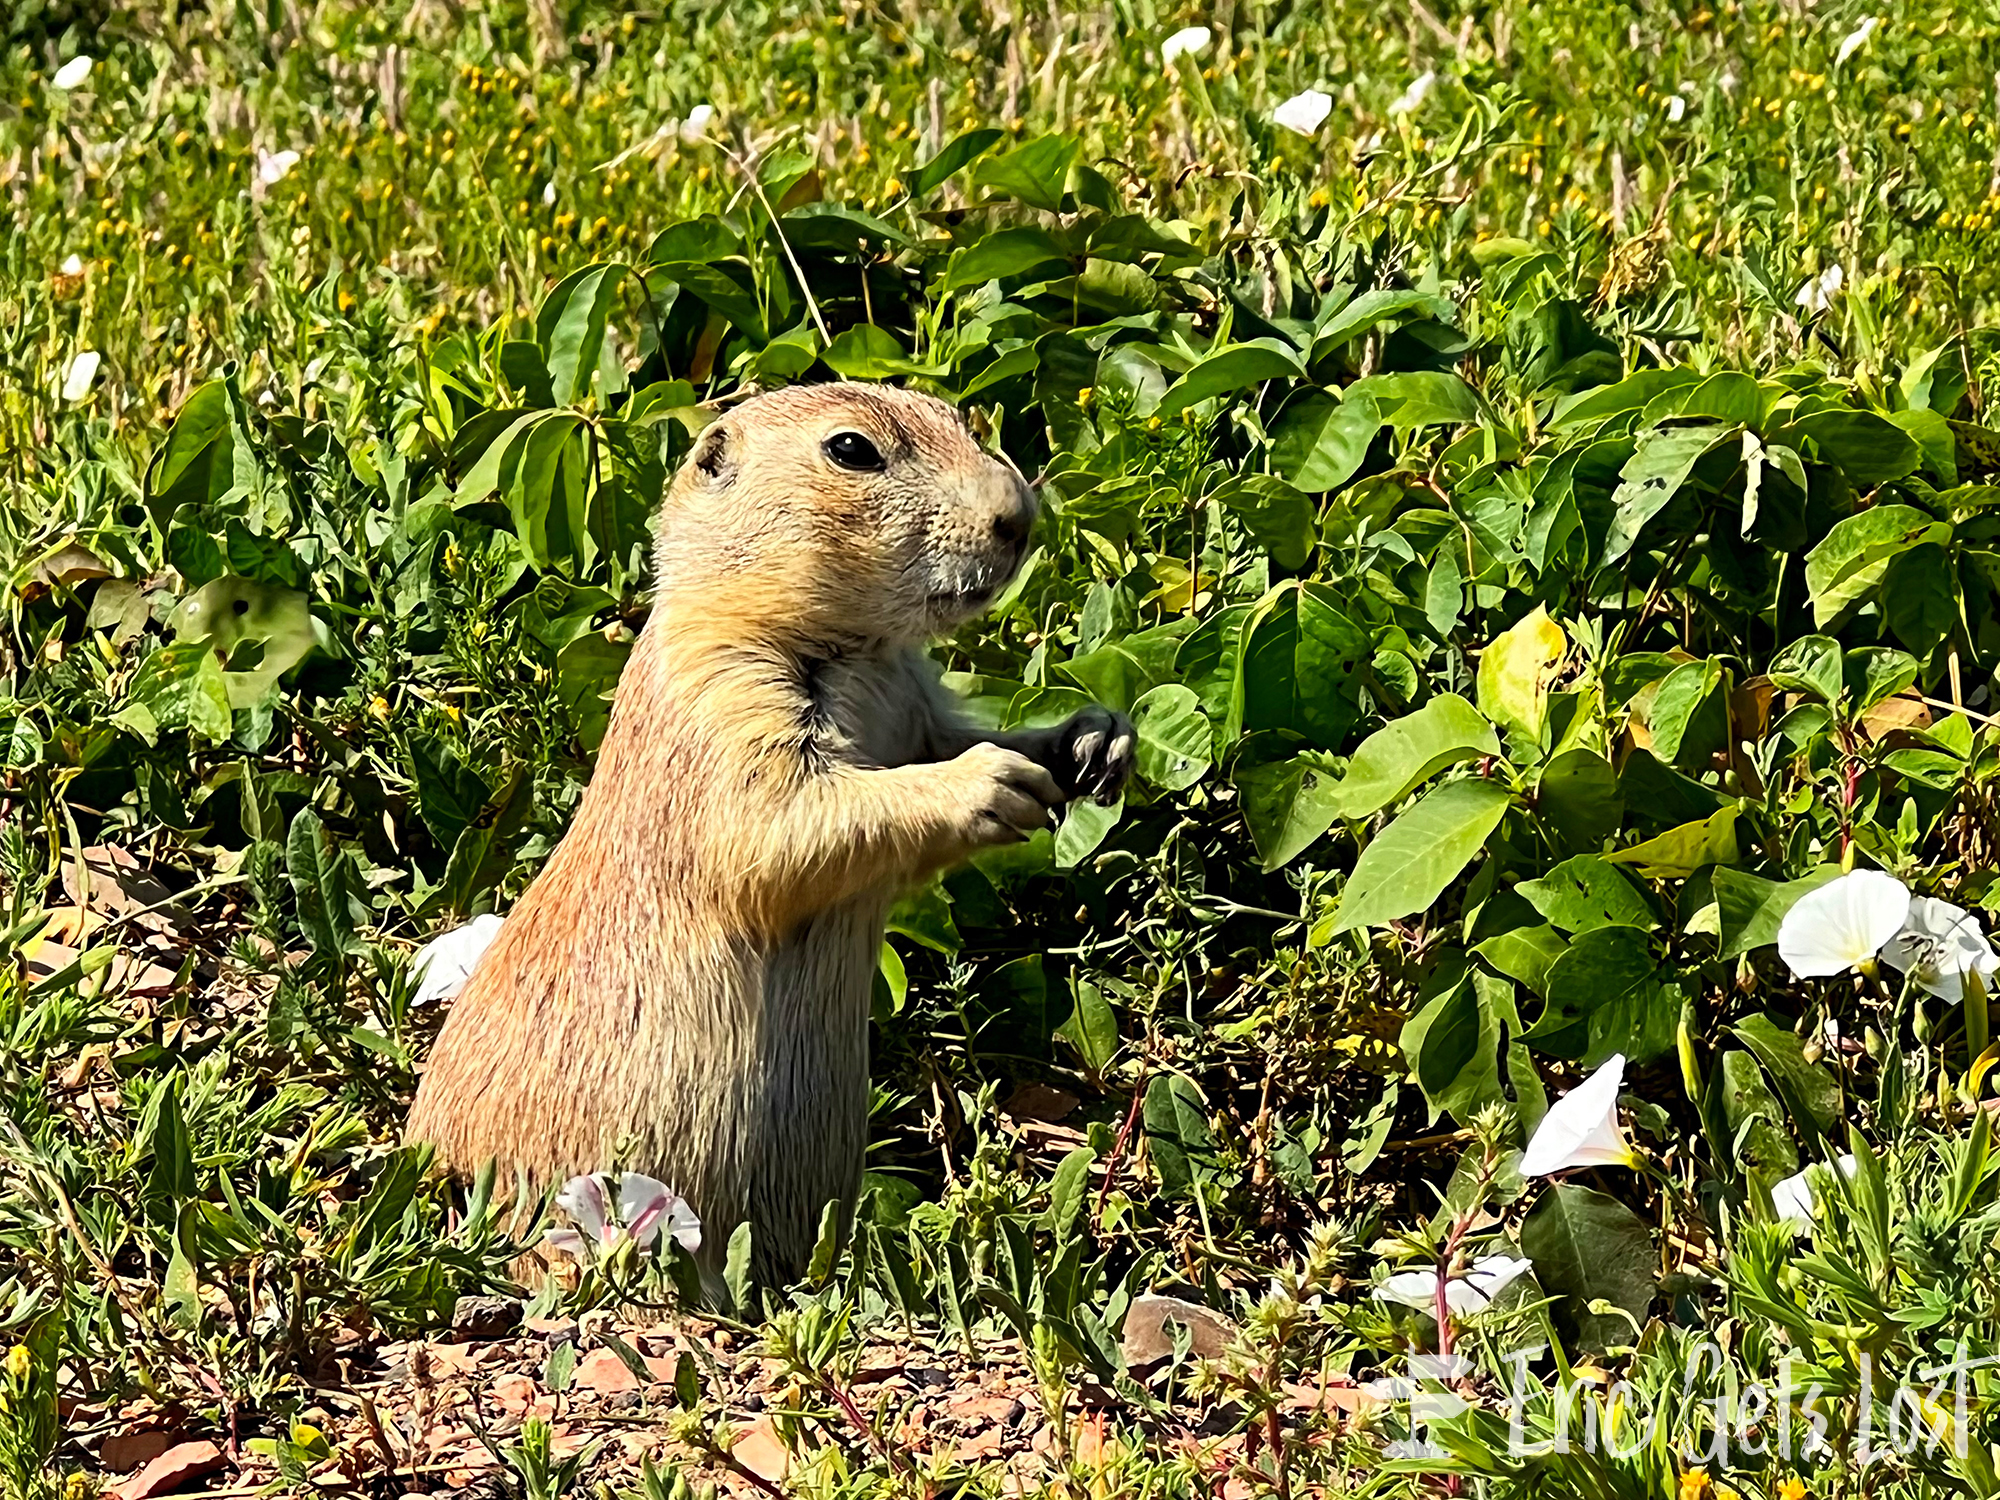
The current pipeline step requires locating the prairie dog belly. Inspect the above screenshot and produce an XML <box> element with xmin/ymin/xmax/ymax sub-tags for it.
<box><xmin>746</xmin><ymin>895</ymin><xmax>886</xmax><ymax>1275</ymax></box>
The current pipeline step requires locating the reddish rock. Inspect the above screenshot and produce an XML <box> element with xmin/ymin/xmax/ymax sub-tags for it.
<box><xmin>573</xmin><ymin>1347</ymin><xmax>644</xmax><ymax>1395</ymax></box>
<box><xmin>114</xmin><ymin>1440</ymin><xmax>225</xmax><ymax>1500</ymax></box>
<box><xmin>491</xmin><ymin>1373</ymin><xmax>539</xmax><ymax>1417</ymax></box>
<box><xmin>100</xmin><ymin>1432</ymin><xmax>172</xmax><ymax>1474</ymax></box>
<box><xmin>730</xmin><ymin>1418</ymin><xmax>791</xmax><ymax>1481</ymax></box>
<box><xmin>948</xmin><ymin>1393</ymin><xmax>1026</xmax><ymax>1428</ymax></box>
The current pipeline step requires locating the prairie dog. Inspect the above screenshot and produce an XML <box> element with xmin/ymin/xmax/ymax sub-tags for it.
<box><xmin>407</xmin><ymin>383</ymin><xmax>1135</xmax><ymax>1281</ymax></box>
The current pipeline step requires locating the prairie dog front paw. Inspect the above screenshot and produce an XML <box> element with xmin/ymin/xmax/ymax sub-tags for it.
<box><xmin>947</xmin><ymin>742</ymin><xmax>1064</xmax><ymax>847</ymax></box>
<box><xmin>1051</xmin><ymin>707</ymin><xmax>1138</xmax><ymax>805</ymax></box>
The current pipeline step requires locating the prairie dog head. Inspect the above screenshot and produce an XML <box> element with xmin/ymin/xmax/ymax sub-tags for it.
<box><xmin>655</xmin><ymin>383</ymin><xmax>1037</xmax><ymax>646</ymax></box>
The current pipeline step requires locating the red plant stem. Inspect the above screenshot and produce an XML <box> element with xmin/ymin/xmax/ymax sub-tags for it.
<box><xmin>1092</xmin><ymin>1059</ymin><xmax>1150</xmax><ymax>1233</ymax></box>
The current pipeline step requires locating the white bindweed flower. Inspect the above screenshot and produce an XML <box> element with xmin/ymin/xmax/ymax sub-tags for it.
<box><xmin>1772</xmin><ymin>1155</ymin><xmax>1857</xmax><ymax>1225</ymax></box>
<box><xmin>1272</xmin><ymin>88</ymin><xmax>1334</xmax><ymax>137</ymax></box>
<box><xmin>1794</xmin><ymin>262</ymin><xmax>1845</xmax><ymax>315</ymax></box>
<box><xmin>1835</xmin><ymin>16</ymin><xmax>1879</xmax><ymax>67</ymax></box>
<box><xmin>1374</xmin><ymin>1254</ymin><xmax>1535</xmax><ymax>1316</ymax></box>
<box><xmin>541</xmin><ymin>179</ymin><xmax>558</xmax><ymax>207</ymax></box>
<box><xmin>1777</xmin><ymin>868</ymin><xmax>1907</xmax><ymax>977</ymax></box>
<box><xmin>1388</xmin><ymin>70</ymin><xmax>1436</xmax><ymax>116</ymax></box>
<box><xmin>679</xmin><ymin>103</ymin><xmax>715</xmax><ymax>143</ymax></box>
<box><xmin>257</xmin><ymin>148</ymin><xmax>301</xmax><ymax>186</ymax></box>
<box><xmin>545</xmin><ymin>1172</ymin><xmax>702</xmax><ymax>1260</ymax></box>
<box><xmin>1161</xmin><ymin>26</ymin><xmax>1212</xmax><ymax>65</ymax></box>
<box><xmin>411</xmin><ymin>912</ymin><xmax>504</xmax><ymax>1007</ymax></box>
<box><xmin>1664</xmin><ymin>93</ymin><xmax>1687</xmax><ymax>123</ymax></box>
<box><xmin>61</xmin><ymin>350</ymin><xmax>101</xmax><ymax>403</ymax></box>
<box><xmin>53</xmin><ymin>55</ymin><xmax>92</xmax><ymax>89</ymax></box>
<box><xmin>59</xmin><ymin>253</ymin><xmax>84</xmax><ymax>276</ymax></box>
<box><xmin>1719</xmin><ymin>68</ymin><xmax>1740</xmax><ymax>95</ymax></box>
<box><xmin>1520</xmin><ymin>1054</ymin><xmax>1635</xmax><ymax>1177</ymax></box>
<box><xmin>1879</xmin><ymin>896</ymin><xmax>1999</xmax><ymax>1003</ymax></box>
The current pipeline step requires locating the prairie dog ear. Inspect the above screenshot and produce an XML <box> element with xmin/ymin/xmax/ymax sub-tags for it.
<box><xmin>689</xmin><ymin>422</ymin><xmax>735</xmax><ymax>485</ymax></box>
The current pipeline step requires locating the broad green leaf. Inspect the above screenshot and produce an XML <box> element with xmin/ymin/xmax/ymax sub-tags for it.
<box><xmin>1235</xmin><ymin>753</ymin><xmax>1343</xmax><ymax>870</ymax></box>
<box><xmin>1344</xmin><ymin>371</ymin><xmax>1478</xmax><ymax>431</ymax></box>
<box><xmin>144</xmin><ymin>381</ymin><xmax>235</xmax><ymax>530</ymax></box>
<box><xmin>1550</xmin><ymin>368</ymin><xmax>1701</xmax><ymax>429</ymax></box>
<box><xmin>1055</xmin><ymin>794</ymin><xmax>1122</xmax><ymax>868</ymax></box>
<box><xmin>1802</xmin><ymin>505</ymin><xmax>1951</xmax><ymax>627</ymax></box>
<box><xmin>1474</xmin><ymin>923</ymin><xmax>1568</xmax><ymax>996</ymax></box>
<box><xmin>1400</xmin><ymin>972</ymin><xmax>1505</xmax><ymax>1124</ymax></box>
<box><xmin>127</xmin><ymin>641</ymin><xmax>234</xmax><ymax>742</ymax></box>
<box><xmin>1528</xmin><ymin>924</ymin><xmax>1671</xmax><ymax>1064</ymax></box>
<box><xmin>1710</xmin><ymin>865</ymin><xmax>1841</xmax><ymax>959</ymax></box>
<box><xmin>1335</xmin><ymin>694</ymin><xmax>1499</xmax><ymax>819</ymax></box>
<box><xmin>1329</xmin><ymin>777</ymin><xmax>1512</xmax><ymax>933</ymax></box>
<box><xmin>1142</xmin><ymin>1074</ymin><xmax>1214</xmax><ymax>1198</ymax></box>
<box><xmin>1793</xmin><ymin>408</ymin><xmax>1925</xmax><ymax>486</ymax></box>
<box><xmin>536</xmin><ymin>263</ymin><xmax>628</xmax><ymax>407</ymax></box>
<box><xmin>1601</xmin><ymin>424</ymin><xmax>1730</xmax><ymax>566</ymax></box>
<box><xmin>1535</xmin><ymin>748</ymin><xmax>1623</xmax><ymax>852</ymax></box>
<box><xmin>947</xmin><ymin>226</ymin><xmax>1071</xmax><ymax>290</ymax></box>
<box><xmin>971</xmin><ymin>133</ymin><xmax>1079</xmax><ymax>212</ymax></box>
<box><xmin>1269</xmin><ymin>390</ymin><xmax>1381</xmax><ymax>493</ymax></box>
<box><xmin>1767</xmin><ymin>635</ymin><xmax>1844</xmax><ymax>704</ymax></box>
<box><xmin>1647</xmin><ymin>658</ymin><xmax>1728</xmax><ymax>770</ymax></box>
<box><xmin>1880</xmin><ymin>543</ymin><xmax>1957</xmax><ymax>653</ymax></box>
<box><xmin>1732</xmin><ymin>1012</ymin><xmax>1841</xmax><ymax>1140</ymax></box>
<box><xmin>1476</xmin><ymin>604</ymin><xmax>1566</xmax><ymax>742</ymax></box>
<box><xmin>1175</xmin><ymin>605</ymin><xmax>1251</xmax><ymax>727</ymax></box>
<box><xmin>1237</xmin><ymin>583</ymin><xmax>1371</xmax><ymax>750</ymax></box>
<box><xmin>286</xmin><ymin>807</ymin><xmax>359</xmax><ymax>959</ymax></box>
<box><xmin>1517</xmin><ymin>855</ymin><xmax>1655</xmax><ymax>934</ymax></box>
<box><xmin>821</xmin><ymin>325</ymin><xmax>944</xmax><ymax>379</ymax></box>
<box><xmin>1312</xmin><ymin>289</ymin><xmax>1457</xmax><ymax>358</ymax></box>
<box><xmin>1131</xmin><ymin>685</ymin><xmax>1211</xmax><ymax>793</ymax></box>
<box><xmin>913</xmin><ymin>127</ymin><xmax>1005</xmax><ymax>195</ymax></box>
<box><xmin>1520</xmin><ymin>1185</ymin><xmax>1656</xmax><ymax>1353</ymax></box>
<box><xmin>1210</xmin><ymin>475</ymin><xmax>1317</xmax><ymax>570</ymax></box>
<box><xmin>1159</xmin><ymin>339</ymin><xmax>1306</xmax><ymax>416</ymax></box>
<box><xmin>1719</xmin><ymin>1048</ymin><xmax>1799</xmax><ymax>1179</ymax></box>
<box><xmin>1044</xmin><ymin>1146</ymin><xmax>1096</xmax><ymax>1238</ymax></box>
<box><xmin>1057</xmin><ymin>977</ymin><xmax>1120</xmax><ymax>1075</ymax></box>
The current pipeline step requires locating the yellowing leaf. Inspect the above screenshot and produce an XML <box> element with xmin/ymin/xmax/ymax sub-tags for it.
<box><xmin>1477</xmin><ymin>604</ymin><xmax>1567</xmax><ymax>741</ymax></box>
<box><xmin>1603</xmin><ymin>808</ymin><xmax>1740</xmax><ymax>877</ymax></box>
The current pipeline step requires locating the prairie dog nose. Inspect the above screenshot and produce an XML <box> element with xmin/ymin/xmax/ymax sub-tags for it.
<box><xmin>981</xmin><ymin>461</ymin><xmax>1039</xmax><ymax>550</ymax></box>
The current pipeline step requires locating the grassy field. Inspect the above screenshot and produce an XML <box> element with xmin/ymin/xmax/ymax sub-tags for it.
<box><xmin>11</xmin><ymin>2</ymin><xmax>2000</xmax><ymax>1498</ymax></box>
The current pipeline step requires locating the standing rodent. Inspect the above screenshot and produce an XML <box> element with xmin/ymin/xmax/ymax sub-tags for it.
<box><xmin>406</xmin><ymin>382</ymin><xmax>1135</xmax><ymax>1281</ymax></box>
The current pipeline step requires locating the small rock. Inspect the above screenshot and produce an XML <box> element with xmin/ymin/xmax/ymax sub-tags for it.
<box><xmin>572</xmin><ymin>1347</ymin><xmax>644</xmax><ymax>1395</ymax></box>
<box><xmin>604</xmin><ymin>1389</ymin><xmax>644</xmax><ymax>1414</ymax></box>
<box><xmin>114</xmin><ymin>1440</ymin><xmax>226</xmax><ymax>1500</ymax></box>
<box><xmin>450</xmin><ymin>1296</ymin><xmax>523</xmax><ymax>1341</ymax></box>
<box><xmin>947</xmin><ymin>1393</ymin><xmax>1025</xmax><ymax>1429</ymax></box>
<box><xmin>524</xmin><ymin>1316</ymin><xmax>579</xmax><ymax>1348</ymax></box>
<box><xmin>908</xmin><ymin>1365</ymin><xmax>952</xmax><ymax>1389</ymax></box>
<box><xmin>100</xmin><ymin>1432</ymin><xmax>171</xmax><ymax>1474</ymax></box>
<box><xmin>730</xmin><ymin>1418</ymin><xmax>790</xmax><ymax>1482</ymax></box>
<box><xmin>491</xmin><ymin>1373</ymin><xmax>538</xmax><ymax>1418</ymax></box>
<box><xmin>1002</xmin><ymin>1081</ymin><xmax>1079</xmax><ymax>1122</ymax></box>
<box><xmin>1121</xmin><ymin>1293</ymin><xmax>1237</xmax><ymax>1366</ymax></box>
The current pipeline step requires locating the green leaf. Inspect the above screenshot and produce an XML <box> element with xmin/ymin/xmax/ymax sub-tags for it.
<box><xmin>1312</xmin><ymin>289</ymin><xmax>1457</xmax><ymax>357</ymax></box>
<box><xmin>1880</xmin><ymin>543</ymin><xmax>1957</xmax><ymax>653</ymax></box>
<box><xmin>970</xmin><ymin>133</ymin><xmax>1079</xmax><ymax>212</ymax></box>
<box><xmin>1234</xmin><ymin>753</ymin><xmax>1343</xmax><ymax>870</ymax></box>
<box><xmin>1474</xmin><ymin>923</ymin><xmax>1568</xmax><ymax>996</ymax></box>
<box><xmin>1803</xmin><ymin>504</ymin><xmax>1951</xmax><ymax>628</ymax></box>
<box><xmin>1603</xmin><ymin>808</ymin><xmax>1739</xmax><ymax>877</ymax></box>
<box><xmin>946</xmin><ymin>226</ymin><xmax>1071</xmax><ymax>289</ymax></box>
<box><xmin>536</xmin><ymin>263</ymin><xmax>628</xmax><ymax>407</ymax></box>
<box><xmin>1057</xmin><ymin>977</ymin><xmax>1120</xmax><ymax>1075</ymax></box>
<box><xmin>144</xmin><ymin>381</ymin><xmax>235</xmax><ymax>531</ymax></box>
<box><xmin>1400</xmin><ymin>972</ymin><xmax>1504</xmax><ymax>1124</ymax></box>
<box><xmin>1528</xmin><ymin>924</ymin><xmax>1670</xmax><ymax>1064</ymax></box>
<box><xmin>725</xmin><ymin>1222</ymin><xmax>755</xmax><ymax>1317</ymax></box>
<box><xmin>1055</xmin><ymin>794</ymin><xmax>1122</xmax><ymax>868</ymax></box>
<box><xmin>1601</xmin><ymin>424</ymin><xmax>1730</xmax><ymax>567</ymax></box>
<box><xmin>821</xmin><ymin>324</ymin><xmax>943</xmax><ymax>379</ymax></box>
<box><xmin>1238</xmin><ymin>582</ymin><xmax>1371</xmax><ymax>750</ymax></box>
<box><xmin>1210</xmin><ymin>475</ymin><xmax>1317</xmax><ymax>570</ymax></box>
<box><xmin>1329</xmin><ymin>777</ymin><xmax>1512</xmax><ymax>934</ymax></box>
<box><xmin>1270</xmin><ymin>390</ymin><xmax>1381</xmax><ymax>493</ymax></box>
<box><xmin>169</xmin><ymin>576</ymin><xmax>317</xmax><ymax>711</ymax></box>
<box><xmin>1710</xmin><ymin>865</ymin><xmax>1841</xmax><ymax>959</ymax></box>
<box><xmin>1175</xmin><ymin>605</ymin><xmax>1251</xmax><ymax>726</ymax></box>
<box><xmin>1335</xmin><ymin>694</ymin><xmax>1500</xmax><ymax>819</ymax></box>
<box><xmin>1647</xmin><ymin>658</ymin><xmax>1728</xmax><ymax>771</ymax></box>
<box><xmin>914</xmin><ymin>127</ymin><xmax>1005</xmax><ymax>194</ymax></box>
<box><xmin>1519</xmin><ymin>1185</ymin><xmax>1656</xmax><ymax>1353</ymax></box>
<box><xmin>1534</xmin><ymin>748</ymin><xmax>1623</xmax><ymax>852</ymax></box>
<box><xmin>1131</xmin><ymin>685</ymin><xmax>1211</xmax><ymax>792</ymax></box>
<box><xmin>127</xmin><ymin>641</ymin><xmax>233</xmax><ymax>743</ymax></box>
<box><xmin>1766</xmin><ymin>635</ymin><xmax>1844</xmax><ymax>704</ymax></box>
<box><xmin>1044</xmin><ymin>1146</ymin><xmax>1095</xmax><ymax>1238</ymax></box>
<box><xmin>1142</xmin><ymin>1074</ymin><xmax>1214</xmax><ymax>1198</ymax></box>
<box><xmin>286</xmin><ymin>808</ymin><xmax>359</xmax><ymax>959</ymax></box>
<box><xmin>1517</xmin><ymin>855</ymin><xmax>1655</xmax><ymax>934</ymax></box>
<box><xmin>1731</xmin><ymin>1012</ymin><xmax>1841</xmax><ymax>1140</ymax></box>
<box><xmin>1343</xmin><ymin>371</ymin><xmax>1479</xmax><ymax>431</ymax></box>
<box><xmin>1159</xmin><ymin>339</ymin><xmax>1306</xmax><ymax>416</ymax></box>
<box><xmin>1794</xmin><ymin>408</ymin><xmax>1925</xmax><ymax>486</ymax></box>
<box><xmin>1719</xmin><ymin>1049</ymin><xmax>1798</xmax><ymax>1180</ymax></box>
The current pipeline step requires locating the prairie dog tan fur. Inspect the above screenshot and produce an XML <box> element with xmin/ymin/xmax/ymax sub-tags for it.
<box><xmin>407</xmin><ymin>383</ymin><xmax>1134</xmax><ymax>1280</ymax></box>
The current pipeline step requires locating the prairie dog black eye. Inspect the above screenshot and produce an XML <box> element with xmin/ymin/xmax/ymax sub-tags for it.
<box><xmin>823</xmin><ymin>430</ymin><xmax>886</xmax><ymax>472</ymax></box>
